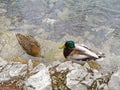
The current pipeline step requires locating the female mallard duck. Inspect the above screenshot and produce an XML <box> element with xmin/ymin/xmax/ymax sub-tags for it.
<box><xmin>16</xmin><ymin>33</ymin><xmax>42</xmax><ymax>57</ymax></box>
<box><xmin>59</xmin><ymin>41</ymin><xmax>105</xmax><ymax>64</ymax></box>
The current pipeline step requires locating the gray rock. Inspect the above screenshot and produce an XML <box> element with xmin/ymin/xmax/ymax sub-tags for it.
<box><xmin>25</xmin><ymin>64</ymin><xmax>52</xmax><ymax>90</ymax></box>
<box><xmin>108</xmin><ymin>70</ymin><xmax>120</xmax><ymax>90</ymax></box>
<box><xmin>0</xmin><ymin>58</ymin><xmax>112</xmax><ymax>90</ymax></box>
<box><xmin>30</xmin><ymin>63</ymin><xmax>46</xmax><ymax>74</ymax></box>
<box><xmin>8</xmin><ymin>62</ymin><xmax>27</xmax><ymax>77</ymax></box>
<box><xmin>24</xmin><ymin>86</ymin><xmax>35</xmax><ymax>90</ymax></box>
<box><xmin>56</xmin><ymin>61</ymin><xmax>83</xmax><ymax>72</ymax></box>
<box><xmin>0</xmin><ymin>58</ymin><xmax>27</xmax><ymax>82</ymax></box>
<box><xmin>69</xmin><ymin>84</ymin><xmax>87</xmax><ymax>90</ymax></box>
<box><xmin>48</xmin><ymin>60</ymin><xmax>61</xmax><ymax>69</ymax></box>
<box><xmin>0</xmin><ymin>57</ymin><xmax>8</xmax><ymax>70</ymax></box>
<box><xmin>56</xmin><ymin>62</ymin><xmax>109</xmax><ymax>90</ymax></box>
<box><xmin>51</xmin><ymin>61</ymin><xmax>98</xmax><ymax>90</ymax></box>
<box><xmin>65</xmin><ymin>63</ymin><xmax>90</xmax><ymax>90</ymax></box>
<box><xmin>66</xmin><ymin>69</ymin><xmax>88</xmax><ymax>90</ymax></box>
<box><xmin>28</xmin><ymin>59</ymin><xmax>33</xmax><ymax>72</ymax></box>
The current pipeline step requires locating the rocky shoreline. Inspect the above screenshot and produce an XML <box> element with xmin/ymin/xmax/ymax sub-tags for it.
<box><xmin>0</xmin><ymin>57</ymin><xmax>119</xmax><ymax>90</ymax></box>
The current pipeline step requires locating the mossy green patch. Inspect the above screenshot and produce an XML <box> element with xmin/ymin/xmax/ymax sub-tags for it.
<box><xmin>88</xmin><ymin>61</ymin><xmax>101</xmax><ymax>70</ymax></box>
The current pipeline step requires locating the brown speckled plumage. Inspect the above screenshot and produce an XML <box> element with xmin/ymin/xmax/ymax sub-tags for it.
<box><xmin>16</xmin><ymin>33</ymin><xmax>41</xmax><ymax>56</ymax></box>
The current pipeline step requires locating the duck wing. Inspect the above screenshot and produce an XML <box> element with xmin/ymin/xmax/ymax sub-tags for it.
<box><xmin>72</xmin><ymin>44</ymin><xmax>99</xmax><ymax>59</ymax></box>
<box><xmin>16</xmin><ymin>33</ymin><xmax>40</xmax><ymax>56</ymax></box>
<box><xmin>79</xmin><ymin>44</ymin><xmax>105</xmax><ymax>58</ymax></box>
<box><xmin>26</xmin><ymin>35</ymin><xmax>40</xmax><ymax>47</ymax></box>
<box><xmin>16</xmin><ymin>34</ymin><xmax>31</xmax><ymax>52</ymax></box>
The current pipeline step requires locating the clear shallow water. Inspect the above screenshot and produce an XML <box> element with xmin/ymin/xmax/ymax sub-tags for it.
<box><xmin>0</xmin><ymin>0</ymin><xmax>120</xmax><ymax>60</ymax></box>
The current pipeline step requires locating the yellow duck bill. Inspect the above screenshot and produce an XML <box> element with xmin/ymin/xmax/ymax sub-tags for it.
<box><xmin>59</xmin><ymin>45</ymin><xmax>66</xmax><ymax>49</ymax></box>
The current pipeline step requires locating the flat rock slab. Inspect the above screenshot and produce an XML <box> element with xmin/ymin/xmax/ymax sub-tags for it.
<box><xmin>0</xmin><ymin>57</ymin><xmax>27</xmax><ymax>83</ymax></box>
<box><xmin>25</xmin><ymin>64</ymin><xmax>52</xmax><ymax>90</ymax></box>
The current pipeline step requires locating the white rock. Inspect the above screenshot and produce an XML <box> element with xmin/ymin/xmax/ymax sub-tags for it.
<box><xmin>81</xmin><ymin>73</ymin><xmax>94</xmax><ymax>86</ymax></box>
<box><xmin>28</xmin><ymin>59</ymin><xmax>33</xmax><ymax>72</ymax></box>
<box><xmin>24</xmin><ymin>86</ymin><xmax>35</xmax><ymax>90</ymax></box>
<box><xmin>31</xmin><ymin>63</ymin><xmax>46</xmax><ymax>74</ymax></box>
<box><xmin>25</xmin><ymin>66</ymin><xmax>52</xmax><ymax>90</ymax></box>
<box><xmin>56</xmin><ymin>61</ymin><xmax>83</xmax><ymax>72</ymax></box>
<box><xmin>83</xmin><ymin>62</ymin><xmax>91</xmax><ymax>69</ymax></box>
<box><xmin>54</xmin><ymin>61</ymin><xmax>88</xmax><ymax>90</ymax></box>
<box><xmin>48</xmin><ymin>60</ymin><xmax>61</xmax><ymax>69</ymax></box>
<box><xmin>0</xmin><ymin>61</ymin><xmax>27</xmax><ymax>82</ymax></box>
<box><xmin>9</xmin><ymin>62</ymin><xmax>27</xmax><ymax>77</ymax></box>
<box><xmin>0</xmin><ymin>57</ymin><xmax>7</xmax><ymax>70</ymax></box>
<box><xmin>69</xmin><ymin>84</ymin><xmax>87</xmax><ymax>90</ymax></box>
<box><xmin>66</xmin><ymin>69</ymin><xmax>88</xmax><ymax>90</ymax></box>
<box><xmin>62</xmin><ymin>61</ymin><xmax>105</xmax><ymax>89</ymax></box>
<box><xmin>0</xmin><ymin>71</ymin><xmax>11</xmax><ymax>82</ymax></box>
<box><xmin>108</xmin><ymin>70</ymin><xmax>120</xmax><ymax>90</ymax></box>
<box><xmin>98</xmin><ymin>84</ymin><xmax>109</xmax><ymax>90</ymax></box>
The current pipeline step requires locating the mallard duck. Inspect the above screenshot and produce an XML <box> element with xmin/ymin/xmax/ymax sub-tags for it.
<box><xmin>59</xmin><ymin>41</ymin><xmax>105</xmax><ymax>64</ymax></box>
<box><xmin>16</xmin><ymin>33</ymin><xmax>42</xmax><ymax>57</ymax></box>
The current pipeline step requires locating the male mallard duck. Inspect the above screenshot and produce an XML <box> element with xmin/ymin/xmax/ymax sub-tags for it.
<box><xmin>59</xmin><ymin>41</ymin><xmax>105</xmax><ymax>64</ymax></box>
<box><xmin>16</xmin><ymin>33</ymin><xmax>42</xmax><ymax>57</ymax></box>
